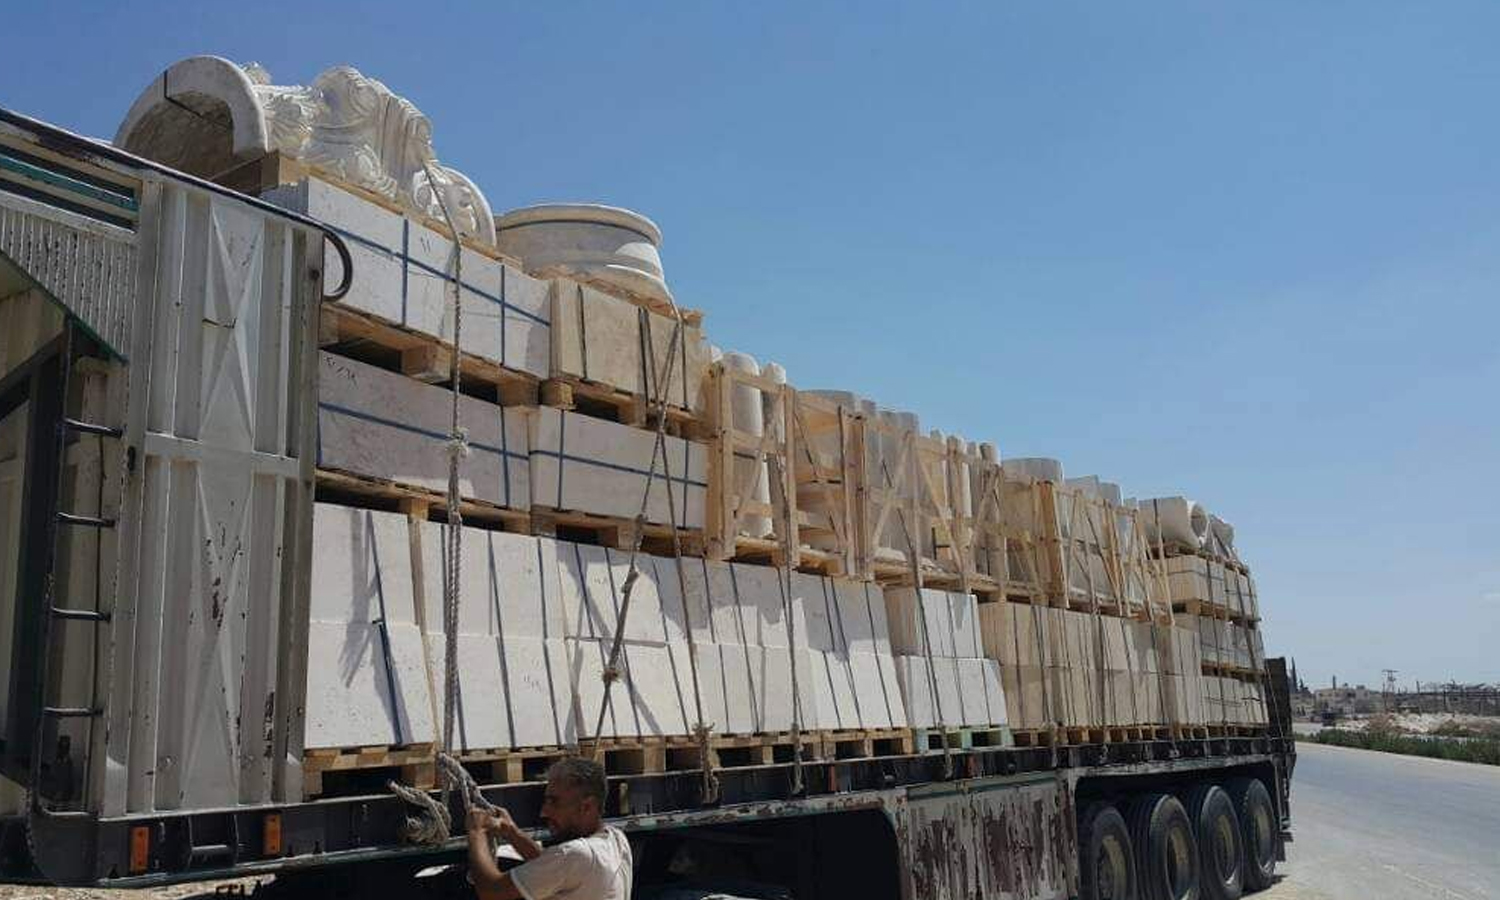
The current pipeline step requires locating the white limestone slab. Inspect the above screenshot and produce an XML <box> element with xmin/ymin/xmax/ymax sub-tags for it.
<box><xmin>529</xmin><ymin>407</ymin><xmax>707</xmax><ymax>529</ymax></box>
<box><xmin>730</xmin><ymin>561</ymin><xmax>793</xmax><ymax>649</ymax></box>
<box><xmin>503</xmin><ymin>270</ymin><xmax>553</xmax><ymax>378</ymax></box>
<box><xmin>424</xmin><ymin>633</ymin><xmax>512</xmax><ymax>751</ymax></box>
<box><xmin>551</xmin><ymin>279</ymin><xmax>708</xmax><ymax>409</ymax></box>
<box><xmin>669</xmin><ymin>557</ymin><xmax>720</xmax><ymax>645</ymax></box>
<box><xmin>295</xmin><ymin>180</ymin><xmax>406</xmax><ymax>324</ymax></box>
<box><xmin>691</xmin><ymin>643</ymin><xmax>732</xmax><ymax>733</ymax></box>
<box><xmin>305</xmin><ymin>620</ymin><xmax>435</xmax><ymax>748</ymax></box>
<box><xmin>274</xmin><ymin>178</ymin><xmax>550</xmax><ymax>378</ymax></box>
<box><xmin>956</xmin><ymin>657</ymin><xmax>1008</xmax><ymax>727</ymax></box>
<box><xmin>318</xmin><ymin>352</ymin><xmax>530</xmax><ymax>509</ymax></box>
<box><xmin>704</xmin><ymin>559</ymin><xmax>747</xmax><ymax>645</ymax></box>
<box><xmin>884</xmin><ymin>587</ymin><xmax>981</xmax><ymax>658</ymax></box>
<box><xmin>620</xmin><ymin>641</ymin><xmax>691</xmax><ymax>738</ymax></box>
<box><xmin>603</xmin><ymin>548</ymin><xmax>671</xmax><ymax>644</ymax></box>
<box><xmin>806</xmin><ymin>648</ymin><xmax>861</xmax><ymax>730</ymax></box>
<box><xmin>793</xmin><ymin>572</ymin><xmax>840</xmax><ymax>652</ymax></box>
<box><xmin>305</xmin><ymin>504</ymin><xmax>435</xmax><ymax>748</ymax></box>
<box><xmin>505</xmin><ymin>637</ymin><xmax>577</xmax><ymax>746</ymax></box>
<box><xmin>999</xmin><ymin>665</ymin><xmax>1049</xmax><ymax>730</ymax></box>
<box><xmin>747</xmin><ymin>646</ymin><xmax>820</xmax><ymax>732</ymax></box>
<box><xmin>835</xmin><ymin>581</ymin><xmax>881</xmax><ymax>656</ymax></box>
<box><xmin>553</xmin><ymin>541</ymin><xmax>617</xmax><ymax>641</ymax></box>
<box><xmin>849</xmin><ymin>651</ymin><xmax>897</xmax><ymax>729</ymax></box>
<box><xmin>565</xmin><ymin>637</ymin><xmax>631</xmax><ymax>740</ymax></box>
<box><xmin>713</xmin><ymin>642</ymin><xmax>759</xmax><ymax>734</ymax></box>
<box><xmin>894</xmin><ymin>655</ymin><xmax>965</xmax><ymax>730</ymax></box>
<box><xmin>309</xmin><ymin>505</ymin><xmax>417</xmax><ymax>623</ymax></box>
<box><xmin>402</xmin><ymin>207</ymin><xmax>550</xmax><ymax>379</ymax></box>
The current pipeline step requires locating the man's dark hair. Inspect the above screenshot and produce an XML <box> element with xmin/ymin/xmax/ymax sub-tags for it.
<box><xmin>547</xmin><ymin>756</ymin><xmax>607</xmax><ymax>809</ymax></box>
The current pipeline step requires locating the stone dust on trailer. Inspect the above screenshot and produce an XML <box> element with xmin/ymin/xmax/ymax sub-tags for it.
<box><xmin>0</xmin><ymin>53</ymin><xmax>1292</xmax><ymax>900</ymax></box>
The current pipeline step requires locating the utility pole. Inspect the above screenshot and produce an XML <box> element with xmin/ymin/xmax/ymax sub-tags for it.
<box><xmin>1382</xmin><ymin>669</ymin><xmax>1399</xmax><ymax>712</ymax></box>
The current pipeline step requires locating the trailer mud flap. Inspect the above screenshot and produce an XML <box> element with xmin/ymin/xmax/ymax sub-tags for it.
<box><xmin>899</xmin><ymin>773</ymin><xmax>1074</xmax><ymax>900</ymax></box>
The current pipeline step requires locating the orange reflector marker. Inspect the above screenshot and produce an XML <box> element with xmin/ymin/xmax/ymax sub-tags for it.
<box><xmin>128</xmin><ymin>825</ymin><xmax>150</xmax><ymax>874</ymax></box>
<box><xmin>263</xmin><ymin>812</ymin><xmax>283</xmax><ymax>856</ymax></box>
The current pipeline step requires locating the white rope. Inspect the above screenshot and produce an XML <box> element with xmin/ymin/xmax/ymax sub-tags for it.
<box><xmin>583</xmin><ymin>303</ymin><xmax>721</xmax><ymax>802</ymax></box>
<box><xmin>390</xmin><ymin>163</ymin><xmax>473</xmax><ymax>843</ymax></box>
<box><xmin>641</xmin><ymin>315</ymin><xmax>721</xmax><ymax>804</ymax></box>
<box><xmin>880</xmin><ymin>450</ymin><xmax>955</xmax><ymax>779</ymax></box>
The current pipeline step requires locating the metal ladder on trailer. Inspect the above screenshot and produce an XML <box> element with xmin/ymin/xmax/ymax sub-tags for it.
<box><xmin>27</xmin><ymin>321</ymin><xmax>120</xmax><ymax>816</ymax></box>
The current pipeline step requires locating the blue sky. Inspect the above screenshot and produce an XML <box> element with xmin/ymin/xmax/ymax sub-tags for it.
<box><xmin>4</xmin><ymin>2</ymin><xmax>1496</xmax><ymax>689</ymax></box>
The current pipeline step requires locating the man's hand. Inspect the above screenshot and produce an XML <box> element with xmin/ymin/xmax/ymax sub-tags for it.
<box><xmin>485</xmin><ymin>806</ymin><xmax>518</xmax><ymax>839</ymax></box>
<box><xmin>467</xmin><ymin>807</ymin><xmax>500</xmax><ymax>836</ymax></box>
<box><xmin>468</xmin><ymin>806</ymin><xmax>524</xmax><ymax>843</ymax></box>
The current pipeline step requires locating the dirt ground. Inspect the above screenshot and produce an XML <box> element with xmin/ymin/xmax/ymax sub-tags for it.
<box><xmin>0</xmin><ymin>877</ymin><xmax>268</xmax><ymax>900</ymax></box>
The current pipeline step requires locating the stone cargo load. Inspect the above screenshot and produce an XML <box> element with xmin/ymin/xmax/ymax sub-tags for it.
<box><xmin>0</xmin><ymin>55</ymin><xmax>1275</xmax><ymax>815</ymax></box>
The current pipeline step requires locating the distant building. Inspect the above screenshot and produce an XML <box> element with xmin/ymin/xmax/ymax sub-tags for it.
<box><xmin>1313</xmin><ymin>684</ymin><xmax>1380</xmax><ymax>716</ymax></box>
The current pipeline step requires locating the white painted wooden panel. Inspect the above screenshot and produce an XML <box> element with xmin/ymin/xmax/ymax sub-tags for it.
<box><xmin>103</xmin><ymin>186</ymin><xmax>310</xmax><ymax>815</ymax></box>
<box><xmin>528</xmin><ymin>407</ymin><xmax>706</xmax><ymax>528</ymax></box>
<box><xmin>318</xmin><ymin>351</ymin><xmax>529</xmax><ymax>509</ymax></box>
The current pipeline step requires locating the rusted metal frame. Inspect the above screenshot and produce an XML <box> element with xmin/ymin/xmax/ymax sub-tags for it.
<box><xmin>23</xmin><ymin>737</ymin><xmax>1291</xmax><ymax>886</ymax></box>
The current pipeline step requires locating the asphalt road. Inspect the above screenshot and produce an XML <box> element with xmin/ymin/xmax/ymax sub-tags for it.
<box><xmin>1261</xmin><ymin>741</ymin><xmax>1500</xmax><ymax>900</ymax></box>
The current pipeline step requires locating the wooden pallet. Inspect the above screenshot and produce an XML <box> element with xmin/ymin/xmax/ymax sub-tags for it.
<box><xmin>816</xmin><ymin>728</ymin><xmax>915</xmax><ymax>760</ymax></box>
<box><xmin>727</xmin><ymin>537</ymin><xmax>848</xmax><ymax>577</ymax></box>
<box><xmin>914</xmin><ymin>725</ymin><xmax>1012</xmax><ymax>752</ymax></box>
<box><xmin>320</xmin><ymin>304</ymin><xmax>539</xmax><ymax>405</ymax></box>
<box><xmin>1058</xmin><ymin>726</ymin><xmax>1108</xmax><ymax>747</ymax></box>
<box><xmin>315</xmin><ymin>467</ymin><xmax>531</xmax><ymax>532</ymax></box>
<box><xmin>1010</xmin><ymin>728</ymin><xmax>1057</xmax><ymax>748</ymax></box>
<box><xmin>1171</xmin><ymin>599</ymin><xmax>1253</xmax><ymax>625</ymax></box>
<box><xmin>1202</xmin><ymin>660</ymin><xmax>1259</xmax><ymax>678</ymax></box>
<box><xmin>530</xmin><ymin>506</ymin><xmax>705</xmax><ymax>556</ymax></box>
<box><xmin>1149</xmin><ymin>542</ymin><xmax>1251</xmax><ymax>576</ymax></box>
<box><xmin>540</xmin><ymin>376</ymin><xmax>698</xmax><ymax>437</ymax></box>
<box><xmin>1104</xmin><ymin>724</ymin><xmax>1174</xmax><ymax>744</ymax></box>
<box><xmin>303</xmin><ymin>743</ymin><xmax>436</xmax><ymax>798</ymax></box>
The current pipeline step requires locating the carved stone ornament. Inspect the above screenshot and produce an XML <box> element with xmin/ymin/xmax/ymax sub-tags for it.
<box><xmin>116</xmin><ymin>55</ymin><xmax>495</xmax><ymax>244</ymax></box>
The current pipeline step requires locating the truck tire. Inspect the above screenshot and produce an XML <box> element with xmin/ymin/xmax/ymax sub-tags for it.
<box><xmin>1184</xmin><ymin>784</ymin><xmax>1243</xmax><ymax>900</ymax></box>
<box><xmin>1129</xmin><ymin>793</ymin><xmax>1200</xmax><ymax>900</ymax></box>
<box><xmin>1078</xmin><ymin>802</ymin><xmax>1136</xmax><ymax>900</ymax></box>
<box><xmin>1227</xmin><ymin>778</ymin><xmax>1277</xmax><ymax>891</ymax></box>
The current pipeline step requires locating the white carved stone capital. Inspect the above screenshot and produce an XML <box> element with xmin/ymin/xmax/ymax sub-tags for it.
<box><xmin>116</xmin><ymin>56</ymin><xmax>497</xmax><ymax>246</ymax></box>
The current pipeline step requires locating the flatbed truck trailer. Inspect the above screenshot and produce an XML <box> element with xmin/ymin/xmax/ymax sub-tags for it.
<box><xmin>0</xmin><ymin>106</ymin><xmax>1294</xmax><ymax>899</ymax></box>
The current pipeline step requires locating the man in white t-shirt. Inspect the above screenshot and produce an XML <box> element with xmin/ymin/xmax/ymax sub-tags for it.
<box><xmin>466</xmin><ymin>757</ymin><xmax>633</xmax><ymax>900</ymax></box>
